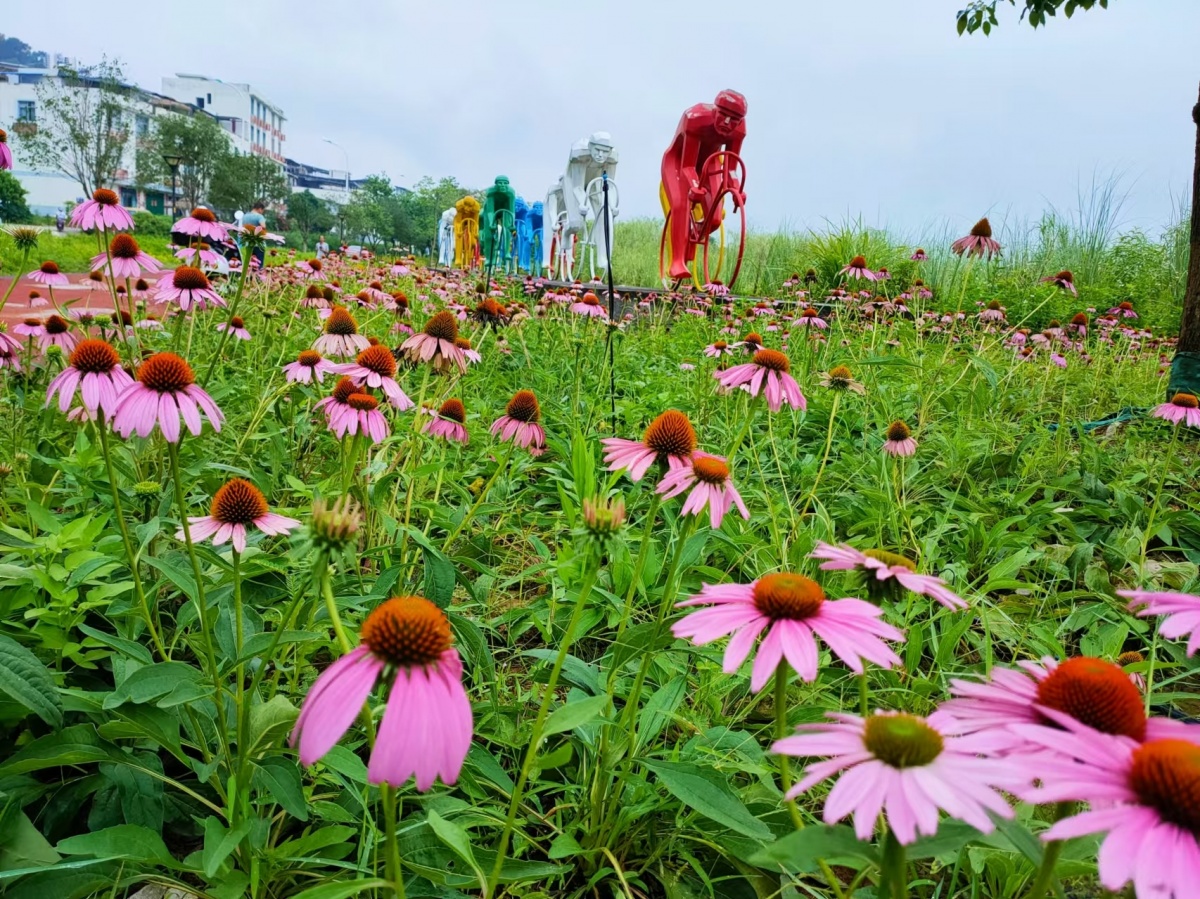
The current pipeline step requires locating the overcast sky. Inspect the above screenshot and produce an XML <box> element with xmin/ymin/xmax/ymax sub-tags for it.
<box><xmin>7</xmin><ymin>1</ymin><xmax>1198</xmax><ymax>237</ymax></box>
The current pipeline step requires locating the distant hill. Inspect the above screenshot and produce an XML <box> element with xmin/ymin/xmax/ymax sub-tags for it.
<box><xmin>0</xmin><ymin>34</ymin><xmax>48</xmax><ymax>67</ymax></box>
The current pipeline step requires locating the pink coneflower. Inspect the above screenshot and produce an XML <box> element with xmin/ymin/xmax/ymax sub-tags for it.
<box><xmin>92</xmin><ymin>234</ymin><xmax>162</xmax><ymax>279</ymax></box>
<box><xmin>491</xmin><ymin>390</ymin><xmax>545</xmax><ymax>455</ymax></box>
<box><xmin>301</xmin><ymin>285</ymin><xmax>329</xmax><ymax>309</ymax></box>
<box><xmin>174</xmin><ymin>243</ymin><xmax>223</xmax><ymax>269</ymax></box>
<box><xmin>942</xmin><ymin>656</ymin><xmax>1198</xmax><ymax>747</ymax></box>
<box><xmin>316</xmin><ymin>376</ymin><xmax>360</xmax><ymax>438</ymax></box>
<box><xmin>1008</xmin><ymin>718</ymin><xmax>1200</xmax><ymax>899</ymax></box>
<box><xmin>39</xmin><ymin>315</ymin><xmax>78</xmax><ymax>354</ymax></box>
<box><xmin>172</xmin><ymin>207</ymin><xmax>228</xmax><ymax>244</ymax></box>
<box><xmin>216</xmin><ymin>316</ymin><xmax>251</xmax><ymax>341</ymax></box>
<box><xmin>424</xmin><ymin>398</ymin><xmax>469</xmax><ymax>445</ymax></box>
<box><xmin>0</xmin><ymin>329</ymin><xmax>21</xmax><ymax>370</ymax></box>
<box><xmin>14</xmin><ymin>318</ymin><xmax>45</xmax><ymax>340</ymax></box>
<box><xmin>313</xmin><ymin>306</ymin><xmax>370</xmax><ymax>358</ymax></box>
<box><xmin>704</xmin><ymin>340</ymin><xmax>736</xmax><ymax>358</ymax></box>
<box><xmin>656</xmin><ymin>452</ymin><xmax>749</xmax><ymax>529</ymax></box>
<box><xmin>1109</xmin><ymin>300</ymin><xmax>1138</xmax><ymax>319</ymax></box>
<box><xmin>155</xmin><ymin>266</ymin><xmax>226</xmax><ymax>312</ymax></box>
<box><xmin>400</xmin><ymin>311</ymin><xmax>467</xmax><ymax>373</ymax></box>
<box><xmin>748</xmin><ymin>301</ymin><xmax>774</xmax><ymax>317</ymax></box>
<box><xmin>874</xmin><ymin>267</ymin><xmax>891</xmax><ymax>281</ymax></box>
<box><xmin>714</xmin><ymin>349</ymin><xmax>807</xmax><ymax>413</ymax></box>
<box><xmin>1122</xmin><ymin>590</ymin><xmax>1200</xmax><ymax>656</ymax></box>
<box><xmin>818</xmin><ymin>365</ymin><xmax>865</xmax><ymax>394</ymax></box>
<box><xmin>672</xmin><ymin>572</ymin><xmax>903</xmax><ymax>692</ymax></box>
<box><xmin>910</xmin><ymin>248</ymin><xmax>928</xmax><ymax>262</ymax></box>
<box><xmin>177</xmin><ymin>478</ymin><xmax>300</xmax><ymax>553</ymax></box>
<box><xmin>283</xmin><ymin>349</ymin><xmax>336</xmax><ymax>385</ymax></box>
<box><xmin>294</xmin><ymin>257</ymin><xmax>325</xmax><ymax>278</ymax></box>
<box><xmin>45</xmin><ymin>338</ymin><xmax>133</xmax><ymax>418</ymax></box>
<box><xmin>1050</xmin><ymin>353</ymin><xmax>1068</xmax><ymax>368</ymax></box>
<box><xmin>772</xmin><ymin>711</ymin><xmax>1019</xmax><ymax>844</ymax></box>
<box><xmin>601</xmin><ymin>409</ymin><xmax>697</xmax><ymax>482</ymax></box>
<box><xmin>290</xmin><ymin>595</ymin><xmax>472</xmax><ymax>790</ymax></box>
<box><xmin>570</xmin><ymin>291</ymin><xmax>608</xmax><ymax>318</ymax></box>
<box><xmin>454</xmin><ymin>337</ymin><xmax>481</xmax><ymax>366</ymax></box>
<box><xmin>704</xmin><ymin>280</ymin><xmax>730</xmax><ymax>297</ymax></box>
<box><xmin>28</xmin><ymin>260</ymin><xmax>69</xmax><ymax>287</ymax></box>
<box><xmin>1041</xmin><ymin>269</ymin><xmax>1077</xmax><ymax>295</ymax></box>
<box><xmin>391</xmin><ymin>261</ymin><xmax>410</xmax><ymax>276</ymax></box>
<box><xmin>26</xmin><ymin>289</ymin><xmax>47</xmax><ymax>308</ymax></box>
<box><xmin>342</xmin><ymin>392</ymin><xmax>390</xmax><ymax>444</ymax></box>
<box><xmin>331</xmin><ymin>345</ymin><xmax>413</xmax><ymax>409</ymax></box>
<box><xmin>978</xmin><ymin>300</ymin><xmax>1006</xmax><ymax>322</ymax></box>
<box><xmin>794</xmin><ymin>307</ymin><xmax>828</xmax><ymax>329</ymax></box>
<box><xmin>70</xmin><ymin>188</ymin><xmax>135</xmax><ymax>232</ymax></box>
<box><xmin>882</xmin><ymin>420</ymin><xmax>917</xmax><ymax>456</ymax></box>
<box><xmin>811</xmin><ymin>542</ymin><xmax>967</xmax><ymax>611</ymax></box>
<box><xmin>1151</xmin><ymin>392</ymin><xmax>1200</xmax><ymax>428</ymax></box>
<box><xmin>112</xmin><ymin>352</ymin><xmax>224</xmax><ymax>442</ymax></box>
<box><xmin>0</xmin><ymin>129</ymin><xmax>11</xmax><ymax>170</ymax></box>
<box><xmin>839</xmin><ymin>255</ymin><xmax>878</xmax><ymax>281</ymax></box>
<box><xmin>951</xmin><ymin>218</ymin><xmax>1001</xmax><ymax>259</ymax></box>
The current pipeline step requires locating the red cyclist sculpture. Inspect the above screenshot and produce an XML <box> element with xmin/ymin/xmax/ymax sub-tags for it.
<box><xmin>659</xmin><ymin>89</ymin><xmax>748</xmax><ymax>289</ymax></box>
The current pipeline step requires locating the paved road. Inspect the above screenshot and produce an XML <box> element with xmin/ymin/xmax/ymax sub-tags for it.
<box><xmin>0</xmin><ymin>275</ymin><xmax>118</xmax><ymax>326</ymax></box>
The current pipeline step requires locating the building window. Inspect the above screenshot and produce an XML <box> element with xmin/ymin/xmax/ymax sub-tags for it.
<box><xmin>17</xmin><ymin>100</ymin><xmax>35</xmax><ymax>122</ymax></box>
<box><xmin>207</xmin><ymin>93</ymin><xmax>212</xmax><ymax>103</ymax></box>
<box><xmin>17</xmin><ymin>73</ymin><xmax>43</xmax><ymax>85</ymax></box>
<box><xmin>136</xmin><ymin>114</ymin><xmax>149</xmax><ymax>137</ymax></box>
<box><xmin>120</xmin><ymin>188</ymin><xmax>137</xmax><ymax>208</ymax></box>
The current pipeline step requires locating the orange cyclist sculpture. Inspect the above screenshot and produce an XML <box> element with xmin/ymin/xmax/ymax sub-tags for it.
<box><xmin>660</xmin><ymin>89</ymin><xmax>747</xmax><ymax>283</ymax></box>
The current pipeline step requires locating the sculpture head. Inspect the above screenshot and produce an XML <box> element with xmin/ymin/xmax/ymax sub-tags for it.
<box><xmin>713</xmin><ymin>90</ymin><xmax>747</xmax><ymax>139</ymax></box>
<box><xmin>588</xmin><ymin>131</ymin><xmax>615</xmax><ymax>165</ymax></box>
<box><xmin>494</xmin><ymin>176</ymin><xmax>510</xmax><ymax>191</ymax></box>
<box><xmin>515</xmin><ymin>196</ymin><xmax>529</xmax><ymax>217</ymax></box>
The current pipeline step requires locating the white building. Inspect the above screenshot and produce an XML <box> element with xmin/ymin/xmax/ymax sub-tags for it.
<box><xmin>0</xmin><ymin>62</ymin><xmax>206</xmax><ymax>216</ymax></box>
<box><xmin>160</xmin><ymin>74</ymin><xmax>285</xmax><ymax>167</ymax></box>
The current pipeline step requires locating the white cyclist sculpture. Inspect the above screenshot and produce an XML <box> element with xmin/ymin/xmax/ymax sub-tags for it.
<box><xmin>437</xmin><ymin>207</ymin><xmax>457</xmax><ymax>268</ymax></box>
<box><xmin>543</xmin><ymin>131</ymin><xmax>619</xmax><ymax>281</ymax></box>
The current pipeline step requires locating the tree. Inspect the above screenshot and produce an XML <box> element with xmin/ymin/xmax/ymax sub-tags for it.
<box><xmin>398</xmin><ymin>176</ymin><xmax>478</xmax><ymax>252</ymax></box>
<box><xmin>1168</xmin><ymin>84</ymin><xmax>1200</xmax><ymax>399</ymax></box>
<box><xmin>0</xmin><ymin>35</ymin><xmax>48</xmax><ymax>67</ymax></box>
<box><xmin>0</xmin><ymin>169</ymin><xmax>32</xmax><ymax>223</ymax></box>
<box><xmin>957</xmin><ymin>0</ymin><xmax>1108</xmax><ymax>35</ymax></box>
<box><xmin>339</xmin><ymin>174</ymin><xmax>415</xmax><ymax>249</ymax></box>
<box><xmin>285</xmin><ymin>190</ymin><xmax>335</xmax><ymax>249</ymax></box>
<box><xmin>16</xmin><ymin>59</ymin><xmax>135</xmax><ymax>197</ymax></box>
<box><xmin>208</xmin><ymin>153</ymin><xmax>290</xmax><ymax>219</ymax></box>
<box><xmin>135</xmin><ymin>113</ymin><xmax>230</xmax><ymax>209</ymax></box>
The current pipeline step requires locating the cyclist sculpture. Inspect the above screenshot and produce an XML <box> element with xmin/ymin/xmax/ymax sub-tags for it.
<box><xmin>453</xmin><ymin>196</ymin><xmax>481</xmax><ymax>270</ymax></box>
<box><xmin>544</xmin><ymin>131</ymin><xmax>619</xmax><ymax>280</ymax></box>
<box><xmin>529</xmin><ymin>201</ymin><xmax>544</xmax><ymax>277</ymax></box>
<box><xmin>514</xmin><ymin>197</ymin><xmax>534</xmax><ymax>272</ymax></box>
<box><xmin>659</xmin><ymin>90</ymin><xmax>747</xmax><ymax>288</ymax></box>
<box><xmin>481</xmin><ymin>176</ymin><xmax>517</xmax><ymax>273</ymax></box>
<box><xmin>437</xmin><ymin>206</ymin><xmax>457</xmax><ymax>268</ymax></box>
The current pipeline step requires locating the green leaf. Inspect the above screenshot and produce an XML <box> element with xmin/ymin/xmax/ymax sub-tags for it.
<box><xmin>0</xmin><ymin>725</ymin><xmax>122</xmax><ymax>777</ymax></box>
<box><xmin>907</xmin><ymin>820</ymin><xmax>986</xmax><ymax>861</ymax></box>
<box><xmin>522</xmin><ymin>649</ymin><xmax>600</xmax><ymax>694</ymax></box>
<box><xmin>0</xmin><ymin>634</ymin><xmax>63</xmax><ymax>727</ymax></box>
<box><xmin>0</xmin><ymin>810</ymin><xmax>60</xmax><ymax>870</ymax></box>
<box><xmin>25</xmin><ymin>500</ymin><xmax>62</xmax><ymax>534</ymax></box>
<box><xmin>289</xmin><ymin>879</ymin><xmax>392</xmax><ymax>899</ymax></box>
<box><xmin>643</xmin><ymin>760</ymin><xmax>771</xmax><ymax>841</ymax></box>
<box><xmin>426</xmin><ymin>809</ymin><xmax>486</xmax><ymax>892</ymax></box>
<box><xmin>201</xmin><ymin>816</ymin><xmax>253</xmax><ymax>877</ymax></box>
<box><xmin>57</xmin><ymin>824</ymin><xmax>179</xmax><ymax>868</ymax></box>
<box><xmin>423</xmin><ymin>546</ymin><xmax>456</xmax><ymax>608</ymax></box>
<box><xmin>543</xmin><ymin>694</ymin><xmax>606</xmax><ymax>737</ymax></box>
<box><xmin>748</xmin><ymin>825</ymin><xmax>878</xmax><ymax>872</ymax></box>
<box><xmin>252</xmin><ymin>756</ymin><xmax>309</xmax><ymax>821</ymax></box>
<box><xmin>143</xmin><ymin>554</ymin><xmax>199</xmax><ymax>602</ymax></box>
<box><xmin>76</xmin><ymin>624</ymin><xmax>153</xmax><ymax>664</ymax></box>
<box><xmin>248</xmin><ymin>694</ymin><xmax>298</xmax><ymax>752</ymax></box>
<box><xmin>548</xmin><ymin>832</ymin><xmax>585</xmax><ymax>860</ymax></box>
<box><xmin>103</xmin><ymin>661</ymin><xmax>208</xmax><ymax>709</ymax></box>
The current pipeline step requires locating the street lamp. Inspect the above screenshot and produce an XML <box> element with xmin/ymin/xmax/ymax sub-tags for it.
<box><xmin>162</xmin><ymin>153</ymin><xmax>184</xmax><ymax>216</ymax></box>
<box><xmin>322</xmin><ymin>137</ymin><xmax>350</xmax><ymax>193</ymax></box>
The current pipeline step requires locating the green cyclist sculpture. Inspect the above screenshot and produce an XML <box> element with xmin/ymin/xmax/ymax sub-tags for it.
<box><xmin>480</xmin><ymin>176</ymin><xmax>517</xmax><ymax>275</ymax></box>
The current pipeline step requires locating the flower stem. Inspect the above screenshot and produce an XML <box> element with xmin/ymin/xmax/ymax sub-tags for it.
<box><xmin>798</xmin><ymin>392</ymin><xmax>839</xmax><ymax>522</ymax></box>
<box><xmin>773</xmin><ymin>664</ymin><xmax>804</xmax><ymax>830</ymax></box>
<box><xmin>202</xmin><ymin>245</ymin><xmax>252</xmax><ymax>388</ymax></box>
<box><xmin>0</xmin><ymin>247</ymin><xmax>31</xmax><ymax>315</ymax></box>
<box><xmin>488</xmin><ymin>568</ymin><xmax>600</xmax><ymax>896</ymax></box>
<box><xmin>96</xmin><ymin>419</ymin><xmax>168</xmax><ymax>661</ymax></box>
<box><xmin>442</xmin><ymin>441</ymin><xmax>514</xmax><ymax>550</ymax></box>
<box><xmin>1026</xmin><ymin>802</ymin><xmax>1073</xmax><ymax>899</ymax></box>
<box><xmin>879</xmin><ymin>829</ymin><xmax>907</xmax><ymax>899</ymax></box>
<box><xmin>612</xmin><ymin>492</ymin><xmax>663</xmax><ymax>645</ymax></box>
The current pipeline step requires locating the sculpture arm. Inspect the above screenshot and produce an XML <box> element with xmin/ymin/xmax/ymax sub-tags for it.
<box><xmin>679</xmin><ymin>129</ymin><xmax>703</xmax><ymax>200</ymax></box>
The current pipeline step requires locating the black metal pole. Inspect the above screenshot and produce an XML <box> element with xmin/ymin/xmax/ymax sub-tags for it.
<box><xmin>602</xmin><ymin>171</ymin><xmax>617</xmax><ymax>432</ymax></box>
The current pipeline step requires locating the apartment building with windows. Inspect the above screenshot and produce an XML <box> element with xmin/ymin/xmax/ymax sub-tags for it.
<box><xmin>160</xmin><ymin>74</ymin><xmax>286</xmax><ymax>167</ymax></box>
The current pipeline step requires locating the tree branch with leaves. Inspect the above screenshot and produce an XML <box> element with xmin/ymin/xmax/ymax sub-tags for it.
<box><xmin>957</xmin><ymin>0</ymin><xmax>1109</xmax><ymax>36</ymax></box>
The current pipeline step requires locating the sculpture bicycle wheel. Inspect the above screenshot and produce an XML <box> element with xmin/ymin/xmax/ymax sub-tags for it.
<box><xmin>551</xmin><ymin>212</ymin><xmax>574</xmax><ymax>282</ymax></box>
<box><xmin>698</xmin><ymin>152</ymin><xmax>747</xmax><ymax>290</ymax></box>
<box><xmin>581</xmin><ymin>176</ymin><xmax>619</xmax><ymax>281</ymax></box>
<box><xmin>530</xmin><ymin>232</ymin><xmax>542</xmax><ymax>276</ymax></box>
<box><xmin>488</xmin><ymin>210</ymin><xmax>515</xmax><ymax>275</ymax></box>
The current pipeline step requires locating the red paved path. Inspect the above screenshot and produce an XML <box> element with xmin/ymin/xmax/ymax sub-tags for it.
<box><xmin>0</xmin><ymin>275</ymin><xmax>118</xmax><ymax>326</ymax></box>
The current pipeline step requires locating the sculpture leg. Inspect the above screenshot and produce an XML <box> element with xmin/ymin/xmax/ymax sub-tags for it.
<box><xmin>663</xmin><ymin>177</ymin><xmax>692</xmax><ymax>280</ymax></box>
